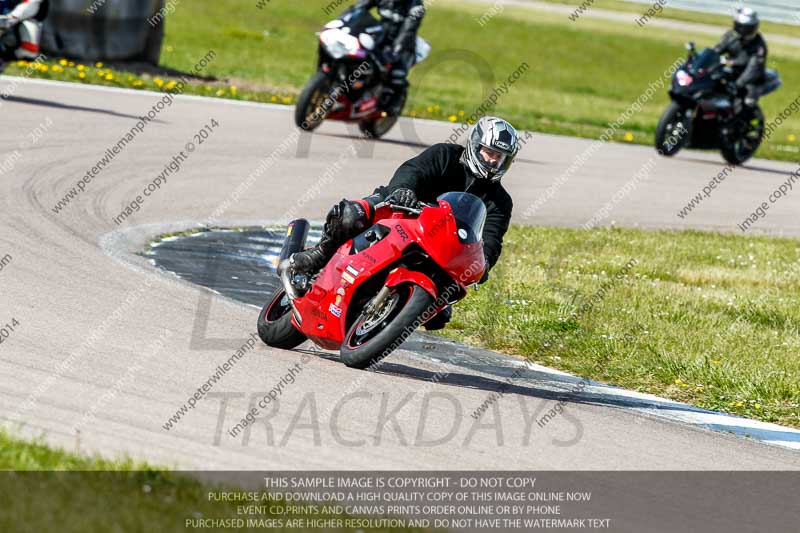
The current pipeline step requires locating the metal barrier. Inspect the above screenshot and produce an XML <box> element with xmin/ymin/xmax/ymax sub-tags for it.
<box><xmin>42</xmin><ymin>0</ymin><xmax>166</xmax><ymax>63</ymax></box>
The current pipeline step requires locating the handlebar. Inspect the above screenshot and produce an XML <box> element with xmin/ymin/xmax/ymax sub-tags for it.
<box><xmin>373</xmin><ymin>200</ymin><xmax>435</xmax><ymax>216</ymax></box>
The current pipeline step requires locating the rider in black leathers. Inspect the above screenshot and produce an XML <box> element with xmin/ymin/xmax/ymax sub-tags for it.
<box><xmin>284</xmin><ymin>117</ymin><xmax>521</xmax><ymax>330</ymax></box>
<box><xmin>714</xmin><ymin>7</ymin><xmax>767</xmax><ymax>107</ymax></box>
<box><xmin>355</xmin><ymin>0</ymin><xmax>425</xmax><ymax>115</ymax></box>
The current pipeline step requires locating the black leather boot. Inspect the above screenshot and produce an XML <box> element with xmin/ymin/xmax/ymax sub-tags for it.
<box><xmin>289</xmin><ymin>246</ymin><xmax>330</xmax><ymax>275</ymax></box>
<box><xmin>424</xmin><ymin>305</ymin><xmax>452</xmax><ymax>331</ymax></box>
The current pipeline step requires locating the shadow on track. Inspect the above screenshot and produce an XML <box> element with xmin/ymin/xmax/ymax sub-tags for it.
<box><xmin>683</xmin><ymin>157</ymin><xmax>796</xmax><ymax>176</ymax></box>
<box><xmin>2</xmin><ymin>95</ymin><xmax>168</xmax><ymax>122</ymax></box>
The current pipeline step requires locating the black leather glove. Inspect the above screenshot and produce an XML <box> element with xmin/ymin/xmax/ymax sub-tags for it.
<box><xmin>726</xmin><ymin>81</ymin><xmax>739</xmax><ymax>96</ymax></box>
<box><xmin>387</xmin><ymin>188</ymin><xmax>419</xmax><ymax>208</ymax></box>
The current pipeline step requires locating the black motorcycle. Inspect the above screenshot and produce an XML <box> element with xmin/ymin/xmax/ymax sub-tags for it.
<box><xmin>294</xmin><ymin>6</ymin><xmax>431</xmax><ymax>139</ymax></box>
<box><xmin>655</xmin><ymin>42</ymin><xmax>781</xmax><ymax>164</ymax></box>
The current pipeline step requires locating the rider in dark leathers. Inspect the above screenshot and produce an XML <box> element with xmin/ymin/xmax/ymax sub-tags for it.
<box><xmin>283</xmin><ymin>117</ymin><xmax>521</xmax><ymax>330</ymax></box>
<box><xmin>355</xmin><ymin>0</ymin><xmax>425</xmax><ymax>115</ymax></box>
<box><xmin>714</xmin><ymin>7</ymin><xmax>767</xmax><ymax>107</ymax></box>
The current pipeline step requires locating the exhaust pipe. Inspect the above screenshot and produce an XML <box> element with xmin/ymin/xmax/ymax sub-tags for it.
<box><xmin>279</xmin><ymin>219</ymin><xmax>310</xmax><ymax>263</ymax></box>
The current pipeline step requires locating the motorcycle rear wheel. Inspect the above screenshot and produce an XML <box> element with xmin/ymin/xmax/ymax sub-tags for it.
<box><xmin>358</xmin><ymin>90</ymin><xmax>405</xmax><ymax>139</ymax></box>
<box><xmin>655</xmin><ymin>102</ymin><xmax>691</xmax><ymax>157</ymax></box>
<box><xmin>721</xmin><ymin>105</ymin><xmax>764</xmax><ymax>165</ymax></box>
<box><xmin>257</xmin><ymin>287</ymin><xmax>306</xmax><ymax>349</ymax></box>
<box><xmin>340</xmin><ymin>283</ymin><xmax>433</xmax><ymax>369</ymax></box>
<box><xmin>295</xmin><ymin>71</ymin><xmax>333</xmax><ymax>132</ymax></box>
<box><xmin>358</xmin><ymin>116</ymin><xmax>399</xmax><ymax>139</ymax></box>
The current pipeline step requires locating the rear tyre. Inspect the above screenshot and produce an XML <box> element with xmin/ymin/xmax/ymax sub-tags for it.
<box><xmin>721</xmin><ymin>105</ymin><xmax>764</xmax><ymax>165</ymax></box>
<box><xmin>340</xmin><ymin>283</ymin><xmax>433</xmax><ymax>369</ymax></box>
<box><xmin>358</xmin><ymin>90</ymin><xmax>405</xmax><ymax>139</ymax></box>
<box><xmin>295</xmin><ymin>71</ymin><xmax>333</xmax><ymax>132</ymax></box>
<box><xmin>655</xmin><ymin>102</ymin><xmax>691</xmax><ymax>157</ymax></box>
<box><xmin>257</xmin><ymin>288</ymin><xmax>306</xmax><ymax>349</ymax></box>
<box><xmin>359</xmin><ymin>115</ymin><xmax>399</xmax><ymax>139</ymax></box>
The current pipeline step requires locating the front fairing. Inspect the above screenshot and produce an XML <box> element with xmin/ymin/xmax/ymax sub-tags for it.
<box><xmin>319</xmin><ymin>7</ymin><xmax>385</xmax><ymax>61</ymax></box>
<box><xmin>670</xmin><ymin>68</ymin><xmax>719</xmax><ymax>105</ymax></box>
<box><xmin>415</xmin><ymin>200</ymin><xmax>486</xmax><ymax>287</ymax></box>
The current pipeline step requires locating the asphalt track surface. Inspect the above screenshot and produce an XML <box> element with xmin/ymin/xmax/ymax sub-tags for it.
<box><xmin>2</xmin><ymin>77</ymin><xmax>800</xmax><ymax>471</ymax></box>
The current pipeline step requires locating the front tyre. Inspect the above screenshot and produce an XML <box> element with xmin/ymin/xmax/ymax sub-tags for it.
<box><xmin>295</xmin><ymin>71</ymin><xmax>333</xmax><ymax>132</ymax></box>
<box><xmin>655</xmin><ymin>102</ymin><xmax>691</xmax><ymax>157</ymax></box>
<box><xmin>257</xmin><ymin>287</ymin><xmax>306</xmax><ymax>350</ymax></box>
<box><xmin>340</xmin><ymin>283</ymin><xmax>434</xmax><ymax>369</ymax></box>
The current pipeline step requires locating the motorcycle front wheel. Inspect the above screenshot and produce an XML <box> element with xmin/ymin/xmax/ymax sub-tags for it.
<box><xmin>655</xmin><ymin>102</ymin><xmax>691</xmax><ymax>156</ymax></box>
<box><xmin>257</xmin><ymin>287</ymin><xmax>306</xmax><ymax>350</ymax></box>
<box><xmin>295</xmin><ymin>71</ymin><xmax>333</xmax><ymax>132</ymax></box>
<box><xmin>340</xmin><ymin>283</ymin><xmax>433</xmax><ymax>369</ymax></box>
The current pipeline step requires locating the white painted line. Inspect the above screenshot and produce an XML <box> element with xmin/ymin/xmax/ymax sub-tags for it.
<box><xmin>501</xmin><ymin>354</ymin><xmax>800</xmax><ymax>451</ymax></box>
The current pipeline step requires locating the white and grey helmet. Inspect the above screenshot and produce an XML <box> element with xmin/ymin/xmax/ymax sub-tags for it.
<box><xmin>733</xmin><ymin>7</ymin><xmax>759</xmax><ymax>40</ymax></box>
<box><xmin>461</xmin><ymin>116</ymin><xmax>520</xmax><ymax>182</ymax></box>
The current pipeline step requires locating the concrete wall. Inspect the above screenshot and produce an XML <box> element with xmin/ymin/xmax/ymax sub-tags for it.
<box><xmin>42</xmin><ymin>0</ymin><xmax>166</xmax><ymax>64</ymax></box>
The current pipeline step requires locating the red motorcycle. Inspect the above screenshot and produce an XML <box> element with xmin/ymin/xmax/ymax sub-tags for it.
<box><xmin>294</xmin><ymin>5</ymin><xmax>431</xmax><ymax>139</ymax></box>
<box><xmin>257</xmin><ymin>192</ymin><xmax>486</xmax><ymax>369</ymax></box>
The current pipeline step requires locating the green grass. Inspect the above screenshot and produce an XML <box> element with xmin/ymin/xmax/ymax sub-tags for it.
<box><xmin>0</xmin><ymin>430</ymin><xmax>428</xmax><ymax>532</ymax></box>
<box><xmin>440</xmin><ymin>225</ymin><xmax>800</xmax><ymax>428</ymax></box>
<box><xmin>1</xmin><ymin>430</ymin><xmax>244</xmax><ymax>532</ymax></box>
<box><xmin>4</xmin><ymin>0</ymin><xmax>800</xmax><ymax>161</ymax></box>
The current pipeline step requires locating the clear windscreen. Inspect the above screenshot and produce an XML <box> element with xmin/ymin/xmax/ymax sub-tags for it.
<box><xmin>437</xmin><ymin>192</ymin><xmax>487</xmax><ymax>244</ymax></box>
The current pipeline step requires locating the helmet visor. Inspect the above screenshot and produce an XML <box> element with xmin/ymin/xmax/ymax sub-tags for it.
<box><xmin>734</xmin><ymin>22</ymin><xmax>757</xmax><ymax>37</ymax></box>
<box><xmin>479</xmin><ymin>145</ymin><xmax>507</xmax><ymax>170</ymax></box>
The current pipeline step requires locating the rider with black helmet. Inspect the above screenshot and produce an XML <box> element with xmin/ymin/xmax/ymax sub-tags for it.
<box><xmin>354</xmin><ymin>0</ymin><xmax>426</xmax><ymax>116</ymax></box>
<box><xmin>714</xmin><ymin>7</ymin><xmax>768</xmax><ymax>107</ymax></box>
<box><xmin>284</xmin><ymin>116</ymin><xmax>521</xmax><ymax>329</ymax></box>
